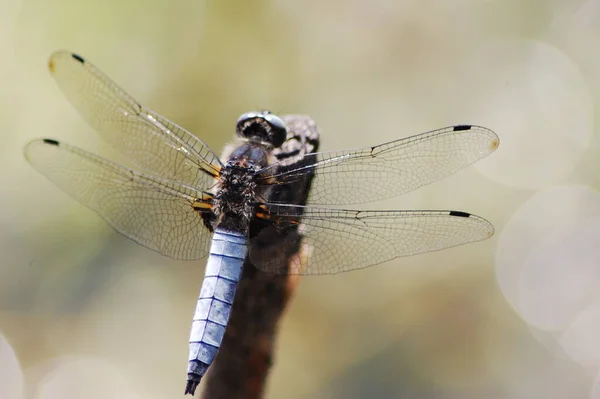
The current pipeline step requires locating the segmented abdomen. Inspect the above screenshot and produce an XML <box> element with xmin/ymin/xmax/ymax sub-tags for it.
<box><xmin>186</xmin><ymin>228</ymin><xmax>247</xmax><ymax>391</ymax></box>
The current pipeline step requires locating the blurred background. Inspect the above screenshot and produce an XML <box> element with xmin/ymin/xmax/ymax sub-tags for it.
<box><xmin>2</xmin><ymin>0</ymin><xmax>600</xmax><ymax>398</ymax></box>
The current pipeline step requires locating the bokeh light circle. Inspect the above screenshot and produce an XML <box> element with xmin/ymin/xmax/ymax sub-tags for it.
<box><xmin>466</xmin><ymin>39</ymin><xmax>593</xmax><ymax>189</ymax></box>
<box><xmin>496</xmin><ymin>185</ymin><xmax>600</xmax><ymax>330</ymax></box>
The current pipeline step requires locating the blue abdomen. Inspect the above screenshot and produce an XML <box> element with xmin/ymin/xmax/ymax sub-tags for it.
<box><xmin>186</xmin><ymin>228</ymin><xmax>247</xmax><ymax>392</ymax></box>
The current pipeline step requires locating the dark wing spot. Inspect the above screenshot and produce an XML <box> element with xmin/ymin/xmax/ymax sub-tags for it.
<box><xmin>43</xmin><ymin>138</ymin><xmax>60</xmax><ymax>146</ymax></box>
<box><xmin>449</xmin><ymin>210</ymin><xmax>471</xmax><ymax>218</ymax></box>
<box><xmin>71</xmin><ymin>53</ymin><xmax>85</xmax><ymax>64</ymax></box>
<box><xmin>453</xmin><ymin>125</ymin><xmax>472</xmax><ymax>132</ymax></box>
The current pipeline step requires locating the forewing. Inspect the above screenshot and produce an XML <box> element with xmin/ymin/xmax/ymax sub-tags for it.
<box><xmin>249</xmin><ymin>204</ymin><xmax>494</xmax><ymax>275</ymax></box>
<box><xmin>262</xmin><ymin>125</ymin><xmax>498</xmax><ymax>205</ymax></box>
<box><xmin>48</xmin><ymin>50</ymin><xmax>222</xmax><ymax>189</ymax></box>
<box><xmin>24</xmin><ymin>138</ymin><xmax>212</xmax><ymax>260</ymax></box>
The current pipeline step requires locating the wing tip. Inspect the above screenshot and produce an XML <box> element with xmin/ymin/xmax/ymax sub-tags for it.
<box><xmin>48</xmin><ymin>50</ymin><xmax>85</xmax><ymax>74</ymax></box>
<box><xmin>23</xmin><ymin>138</ymin><xmax>61</xmax><ymax>163</ymax></box>
<box><xmin>489</xmin><ymin>135</ymin><xmax>500</xmax><ymax>151</ymax></box>
<box><xmin>448</xmin><ymin>210</ymin><xmax>495</xmax><ymax>238</ymax></box>
<box><xmin>452</xmin><ymin>124</ymin><xmax>500</xmax><ymax>152</ymax></box>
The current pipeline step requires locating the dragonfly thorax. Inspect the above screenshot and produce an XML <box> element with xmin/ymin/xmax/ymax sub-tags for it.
<box><xmin>212</xmin><ymin>145</ymin><xmax>269</xmax><ymax>231</ymax></box>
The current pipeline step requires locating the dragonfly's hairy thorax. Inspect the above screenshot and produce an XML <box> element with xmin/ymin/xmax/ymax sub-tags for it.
<box><xmin>211</xmin><ymin>142</ymin><xmax>271</xmax><ymax>232</ymax></box>
<box><xmin>213</xmin><ymin>164</ymin><xmax>258</xmax><ymax>225</ymax></box>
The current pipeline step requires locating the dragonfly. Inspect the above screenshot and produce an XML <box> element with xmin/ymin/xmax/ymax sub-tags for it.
<box><xmin>24</xmin><ymin>50</ymin><xmax>499</xmax><ymax>396</ymax></box>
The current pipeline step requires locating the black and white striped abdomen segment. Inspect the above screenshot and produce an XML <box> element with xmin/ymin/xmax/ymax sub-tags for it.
<box><xmin>187</xmin><ymin>228</ymin><xmax>247</xmax><ymax>383</ymax></box>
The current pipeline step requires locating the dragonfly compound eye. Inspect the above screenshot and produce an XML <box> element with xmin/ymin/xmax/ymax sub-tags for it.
<box><xmin>236</xmin><ymin>111</ymin><xmax>288</xmax><ymax>148</ymax></box>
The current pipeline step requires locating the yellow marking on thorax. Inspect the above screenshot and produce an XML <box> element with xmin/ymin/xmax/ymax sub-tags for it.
<box><xmin>192</xmin><ymin>201</ymin><xmax>212</xmax><ymax>210</ymax></box>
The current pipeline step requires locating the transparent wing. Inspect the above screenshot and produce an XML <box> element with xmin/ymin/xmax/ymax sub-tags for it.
<box><xmin>48</xmin><ymin>50</ymin><xmax>222</xmax><ymax>189</ymax></box>
<box><xmin>24</xmin><ymin>138</ymin><xmax>213</xmax><ymax>260</ymax></box>
<box><xmin>249</xmin><ymin>204</ymin><xmax>494</xmax><ymax>275</ymax></box>
<box><xmin>261</xmin><ymin>125</ymin><xmax>499</xmax><ymax>205</ymax></box>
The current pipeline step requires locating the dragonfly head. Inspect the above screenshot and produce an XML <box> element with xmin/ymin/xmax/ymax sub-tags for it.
<box><xmin>236</xmin><ymin>111</ymin><xmax>288</xmax><ymax>148</ymax></box>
